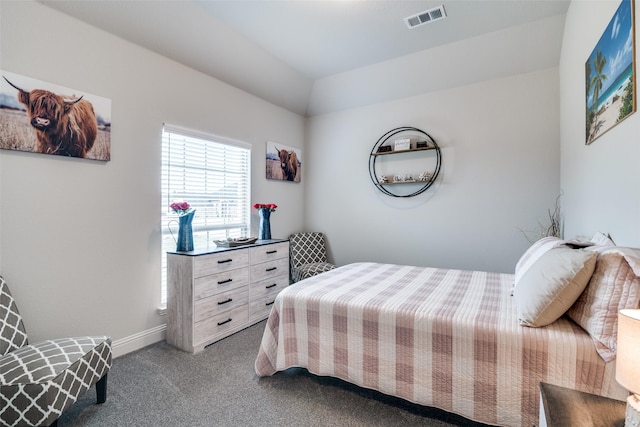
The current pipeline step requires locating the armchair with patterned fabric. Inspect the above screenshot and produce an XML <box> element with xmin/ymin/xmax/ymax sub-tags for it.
<box><xmin>289</xmin><ymin>232</ymin><xmax>336</xmax><ymax>283</ymax></box>
<box><xmin>0</xmin><ymin>276</ymin><xmax>112</xmax><ymax>427</ymax></box>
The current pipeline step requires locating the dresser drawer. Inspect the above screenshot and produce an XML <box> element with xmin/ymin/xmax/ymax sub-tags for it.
<box><xmin>194</xmin><ymin>250</ymin><xmax>249</xmax><ymax>278</ymax></box>
<box><xmin>250</xmin><ymin>275</ymin><xmax>289</xmax><ymax>300</ymax></box>
<box><xmin>250</xmin><ymin>257</ymin><xmax>289</xmax><ymax>283</ymax></box>
<box><xmin>250</xmin><ymin>242</ymin><xmax>288</xmax><ymax>264</ymax></box>
<box><xmin>194</xmin><ymin>288</ymin><xmax>248</xmax><ymax>323</ymax></box>
<box><xmin>194</xmin><ymin>269</ymin><xmax>249</xmax><ymax>300</ymax></box>
<box><xmin>194</xmin><ymin>304</ymin><xmax>249</xmax><ymax>344</ymax></box>
<box><xmin>250</xmin><ymin>293</ymin><xmax>278</xmax><ymax>321</ymax></box>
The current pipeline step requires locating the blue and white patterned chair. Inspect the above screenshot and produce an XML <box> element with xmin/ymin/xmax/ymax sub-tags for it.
<box><xmin>289</xmin><ymin>232</ymin><xmax>336</xmax><ymax>283</ymax></box>
<box><xmin>0</xmin><ymin>275</ymin><xmax>112</xmax><ymax>427</ymax></box>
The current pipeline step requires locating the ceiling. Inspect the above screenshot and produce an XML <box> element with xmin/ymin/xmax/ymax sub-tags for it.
<box><xmin>41</xmin><ymin>0</ymin><xmax>570</xmax><ymax>116</ymax></box>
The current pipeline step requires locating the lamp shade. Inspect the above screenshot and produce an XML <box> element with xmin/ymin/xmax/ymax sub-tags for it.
<box><xmin>616</xmin><ymin>309</ymin><xmax>640</xmax><ymax>395</ymax></box>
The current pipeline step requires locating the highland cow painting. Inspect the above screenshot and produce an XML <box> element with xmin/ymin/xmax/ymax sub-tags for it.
<box><xmin>266</xmin><ymin>141</ymin><xmax>301</xmax><ymax>182</ymax></box>
<box><xmin>0</xmin><ymin>70</ymin><xmax>111</xmax><ymax>161</ymax></box>
<box><xmin>585</xmin><ymin>0</ymin><xmax>636</xmax><ymax>144</ymax></box>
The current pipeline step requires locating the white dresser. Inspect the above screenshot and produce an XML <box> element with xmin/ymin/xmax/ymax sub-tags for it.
<box><xmin>167</xmin><ymin>239</ymin><xmax>289</xmax><ymax>353</ymax></box>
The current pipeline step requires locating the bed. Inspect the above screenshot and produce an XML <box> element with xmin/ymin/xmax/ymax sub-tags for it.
<box><xmin>255</xmin><ymin>242</ymin><xmax>640</xmax><ymax>426</ymax></box>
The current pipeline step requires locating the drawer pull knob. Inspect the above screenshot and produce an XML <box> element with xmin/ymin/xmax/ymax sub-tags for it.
<box><xmin>266</xmin><ymin>250</ymin><xmax>277</xmax><ymax>254</ymax></box>
<box><xmin>218</xmin><ymin>278</ymin><xmax>233</xmax><ymax>285</ymax></box>
<box><xmin>218</xmin><ymin>318</ymin><xmax>232</xmax><ymax>326</ymax></box>
<box><xmin>266</xmin><ymin>267</ymin><xmax>277</xmax><ymax>272</ymax></box>
<box><xmin>218</xmin><ymin>298</ymin><xmax>233</xmax><ymax>305</ymax></box>
<box><xmin>266</xmin><ymin>283</ymin><xmax>277</xmax><ymax>289</ymax></box>
<box><xmin>218</xmin><ymin>259</ymin><xmax>233</xmax><ymax>264</ymax></box>
<box><xmin>266</xmin><ymin>301</ymin><xmax>275</xmax><ymax>306</ymax></box>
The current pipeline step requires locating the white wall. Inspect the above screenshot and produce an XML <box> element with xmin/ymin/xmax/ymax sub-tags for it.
<box><xmin>559</xmin><ymin>1</ymin><xmax>640</xmax><ymax>247</ymax></box>
<box><xmin>0</xmin><ymin>1</ymin><xmax>305</xmax><ymax>354</ymax></box>
<box><xmin>306</xmin><ymin>67</ymin><xmax>561</xmax><ymax>274</ymax></box>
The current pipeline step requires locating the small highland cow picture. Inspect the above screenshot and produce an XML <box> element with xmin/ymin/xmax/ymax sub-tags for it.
<box><xmin>266</xmin><ymin>141</ymin><xmax>301</xmax><ymax>182</ymax></box>
<box><xmin>0</xmin><ymin>70</ymin><xmax>111</xmax><ymax>161</ymax></box>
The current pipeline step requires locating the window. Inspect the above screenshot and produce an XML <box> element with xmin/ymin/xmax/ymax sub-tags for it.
<box><xmin>160</xmin><ymin>124</ymin><xmax>251</xmax><ymax>306</ymax></box>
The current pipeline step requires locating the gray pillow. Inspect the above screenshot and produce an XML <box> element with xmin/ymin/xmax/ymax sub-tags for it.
<box><xmin>514</xmin><ymin>247</ymin><xmax>597</xmax><ymax>327</ymax></box>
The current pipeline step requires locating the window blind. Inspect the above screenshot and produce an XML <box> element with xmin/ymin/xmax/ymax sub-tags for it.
<box><xmin>160</xmin><ymin>124</ymin><xmax>251</xmax><ymax>306</ymax></box>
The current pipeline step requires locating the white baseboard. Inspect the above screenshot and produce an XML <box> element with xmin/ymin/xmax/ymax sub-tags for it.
<box><xmin>111</xmin><ymin>324</ymin><xmax>166</xmax><ymax>358</ymax></box>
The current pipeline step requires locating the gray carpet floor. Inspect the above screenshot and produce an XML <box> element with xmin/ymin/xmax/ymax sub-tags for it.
<box><xmin>59</xmin><ymin>321</ymin><xmax>486</xmax><ymax>426</ymax></box>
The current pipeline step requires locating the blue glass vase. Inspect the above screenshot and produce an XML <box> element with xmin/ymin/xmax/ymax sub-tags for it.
<box><xmin>258</xmin><ymin>208</ymin><xmax>271</xmax><ymax>240</ymax></box>
<box><xmin>176</xmin><ymin>210</ymin><xmax>195</xmax><ymax>251</ymax></box>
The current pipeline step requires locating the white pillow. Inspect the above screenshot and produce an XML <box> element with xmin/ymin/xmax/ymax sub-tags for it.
<box><xmin>514</xmin><ymin>247</ymin><xmax>597</xmax><ymax>327</ymax></box>
<box><xmin>513</xmin><ymin>237</ymin><xmax>566</xmax><ymax>294</ymax></box>
<box><xmin>590</xmin><ymin>232</ymin><xmax>616</xmax><ymax>246</ymax></box>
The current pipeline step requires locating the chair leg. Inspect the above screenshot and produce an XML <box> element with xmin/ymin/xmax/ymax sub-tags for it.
<box><xmin>96</xmin><ymin>373</ymin><xmax>108</xmax><ymax>404</ymax></box>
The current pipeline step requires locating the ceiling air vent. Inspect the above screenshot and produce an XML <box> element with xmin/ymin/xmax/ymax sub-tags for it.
<box><xmin>404</xmin><ymin>5</ymin><xmax>447</xmax><ymax>29</ymax></box>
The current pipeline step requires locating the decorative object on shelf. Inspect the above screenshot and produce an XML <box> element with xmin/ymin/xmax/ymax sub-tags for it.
<box><xmin>253</xmin><ymin>203</ymin><xmax>277</xmax><ymax>240</ymax></box>
<box><xmin>615</xmin><ymin>309</ymin><xmax>640</xmax><ymax>427</ymax></box>
<box><xmin>369</xmin><ymin>126</ymin><xmax>442</xmax><ymax>198</ymax></box>
<box><xmin>585</xmin><ymin>0</ymin><xmax>635</xmax><ymax>145</ymax></box>
<box><xmin>170</xmin><ymin>200</ymin><xmax>196</xmax><ymax>252</ymax></box>
<box><xmin>213</xmin><ymin>237</ymin><xmax>258</xmax><ymax>247</ymax></box>
<box><xmin>391</xmin><ymin>174</ymin><xmax>415</xmax><ymax>183</ymax></box>
<box><xmin>418</xmin><ymin>171</ymin><xmax>432</xmax><ymax>181</ymax></box>
<box><xmin>394</xmin><ymin>138</ymin><xmax>411</xmax><ymax>151</ymax></box>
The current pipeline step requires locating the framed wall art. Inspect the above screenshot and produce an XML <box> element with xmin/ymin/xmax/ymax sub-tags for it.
<box><xmin>0</xmin><ymin>70</ymin><xmax>112</xmax><ymax>161</ymax></box>
<box><xmin>265</xmin><ymin>141</ymin><xmax>301</xmax><ymax>182</ymax></box>
<box><xmin>585</xmin><ymin>0</ymin><xmax>636</xmax><ymax>144</ymax></box>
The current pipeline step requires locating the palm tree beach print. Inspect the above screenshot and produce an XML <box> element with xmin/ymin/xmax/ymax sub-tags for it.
<box><xmin>585</xmin><ymin>0</ymin><xmax>635</xmax><ymax>144</ymax></box>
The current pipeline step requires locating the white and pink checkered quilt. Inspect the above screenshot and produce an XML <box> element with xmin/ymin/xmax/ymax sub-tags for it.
<box><xmin>255</xmin><ymin>262</ymin><xmax>627</xmax><ymax>426</ymax></box>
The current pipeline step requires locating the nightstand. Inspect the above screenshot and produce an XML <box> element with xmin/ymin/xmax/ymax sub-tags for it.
<box><xmin>539</xmin><ymin>382</ymin><xmax>626</xmax><ymax>427</ymax></box>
